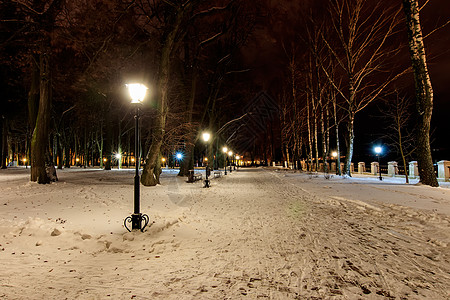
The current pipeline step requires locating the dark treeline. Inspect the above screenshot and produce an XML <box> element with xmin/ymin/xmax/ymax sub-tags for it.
<box><xmin>1</xmin><ymin>0</ymin><xmax>445</xmax><ymax>187</ymax></box>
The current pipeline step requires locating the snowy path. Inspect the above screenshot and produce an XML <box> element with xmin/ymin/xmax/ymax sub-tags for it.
<box><xmin>0</xmin><ymin>167</ymin><xmax>449</xmax><ymax>299</ymax></box>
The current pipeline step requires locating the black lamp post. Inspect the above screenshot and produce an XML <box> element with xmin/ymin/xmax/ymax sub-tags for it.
<box><xmin>222</xmin><ymin>147</ymin><xmax>228</xmax><ymax>175</ymax></box>
<box><xmin>332</xmin><ymin>151</ymin><xmax>338</xmax><ymax>175</ymax></box>
<box><xmin>202</xmin><ymin>132</ymin><xmax>211</xmax><ymax>188</ymax></box>
<box><xmin>228</xmin><ymin>150</ymin><xmax>233</xmax><ymax>173</ymax></box>
<box><xmin>374</xmin><ymin>146</ymin><xmax>382</xmax><ymax>181</ymax></box>
<box><xmin>124</xmin><ymin>83</ymin><xmax>150</xmax><ymax>232</ymax></box>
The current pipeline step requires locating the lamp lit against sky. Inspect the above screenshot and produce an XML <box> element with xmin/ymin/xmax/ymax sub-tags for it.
<box><xmin>332</xmin><ymin>151</ymin><xmax>338</xmax><ymax>157</ymax></box>
<box><xmin>115</xmin><ymin>153</ymin><xmax>122</xmax><ymax>159</ymax></box>
<box><xmin>228</xmin><ymin>151</ymin><xmax>233</xmax><ymax>156</ymax></box>
<box><xmin>374</xmin><ymin>146</ymin><xmax>382</xmax><ymax>154</ymax></box>
<box><xmin>126</xmin><ymin>83</ymin><xmax>148</xmax><ymax>104</ymax></box>
<box><xmin>222</xmin><ymin>146</ymin><xmax>228</xmax><ymax>153</ymax></box>
<box><xmin>176</xmin><ymin>153</ymin><xmax>183</xmax><ymax>160</ymax></box>
<box><xmin>202</xmin><ymin>132</ymin><xmax>211</xmax><ymax>142</ymax></box>
<box><xmin>161</xmin><ymin>157</ymin><xmax>166</xmax><ymax>162</ymax></box>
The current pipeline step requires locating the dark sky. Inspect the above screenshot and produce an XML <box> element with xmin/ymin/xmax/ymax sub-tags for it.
<box><xmin>240</xmin><ymin>0</ymin><xmax>450</xmax><ymax>160</ymax></box>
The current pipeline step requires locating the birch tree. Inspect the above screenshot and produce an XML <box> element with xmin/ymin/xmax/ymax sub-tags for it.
<box><xmin>321</xmin><ymin>0</ymin><xmax>404</xmax><ymax>176</ymax></box>
<box><xmin>402</xmin><ymin>0</ymin><xmax>438</xmax><ymax>187</ymax></box>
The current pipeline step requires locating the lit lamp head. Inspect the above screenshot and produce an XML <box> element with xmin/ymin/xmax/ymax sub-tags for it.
<box><xmin>236</xmin><ymin>155</ymin><xmax>240</xmax><ymax>160</ymax></box>
<box><xmin>222</xmin><ymin>146</ymin><xmax>228</xmax><ymax>153</ymax></box>
<box><xmin>374</xmin><ymin>146</ymin><xmax>382</xmax><ymax>155</ymax></box>
<box><xmin>115</xmin><ymin>153</ymin><xmax>122</xmax><ymax>159</ymax></box>
<box><xmin>202</xmin><ymin>132</ymin><xmax>211</xmax><ymax>142</ymax></box>
<box><xmin>126</xmin><ymin>83</ymin><xmax>148</xmax><ymax>104</ymax></box>
<box><xmin>228</xmin><ymin>151</ymin><xmax>233</xmax><ymax>156</ymax></box>
<box><xmin>176</xmin><ymin>153</ymin><xmax>183</xmax><ymax>160</ymax></box>
<box><xmin>332</xmin><ymin>151</ymin><xmax>338</xmax><ymax>157</ymax></box>
<box><xmin>161</xmin><ymin>157</ymin><xmax>166</xmax><ymax>162</ymax></box>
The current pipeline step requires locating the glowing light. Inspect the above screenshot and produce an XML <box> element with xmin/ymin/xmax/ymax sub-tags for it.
<box><xmin>204</xmin><ymin>157</ymin><xmax>208</xmax><ymax>162</ymax></box>
<box><xmin>161</xmin><ymin>157</ymin><xmax>166</xmax><ymax>162</ymax></box>
<box><xmin>76</xmin><ymin>158</ymin><xmax>80</xmax><ymax>162</ymax></box>
<box><xmin>126</xmin><ymin>83</ymin><xmax>148</xmax><ymax>104</ymax></box>
<box><xmin>131</xmin><ymin>158</ymin><xmax>135</xmax><ymax>162</ymax></box>
<box><xmin>332</xmin><ymin>151</ymin><xmax>338</xmax><ymax>157</ymax></box>
<box><xmin>202</xmin><ymin>132</ymin><xmax>211</xmax><ymax>142</ymax></box>
<box><xmin>176</xmin><ymin>153</ymin><xmax>183</xmax><ymax>160</ymax></box>
<box><xmin>228</xmin><ymin>151</ymin><xmax>233</xmax><ymax>156</ymax></box>
<box><xmin>374</xmin><ymin>146</ymin><xmax>382</xmax><ymax>154</ymax></box>
<box><xmin>103</xmin><ymin>158</ymin><xmax>107</xmax><ymax>162</ymax></box>
<box><xmin>222</xmin><ymin>147</ymin><xmax>228</xmax><ymax>153</ymax></box>
<box><xmin>115</xmin><ymin>153</ymin><xmax>122</xmax><ymax>159</ymax></box>
<box><xmin>236</xmin><ymin>155</ymin><xmax>240</xmax><ymax>160</ymax></box>
<box><xmin>23</xmin><ymin>158</ymin><xmax>27</xmax><ymax>162</ymax></box>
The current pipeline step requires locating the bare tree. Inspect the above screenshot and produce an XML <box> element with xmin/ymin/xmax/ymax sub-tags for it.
<box><xmin>381</xmin><ymin>91</ymin><xmax>415</xmax><ymax>183</ymax></box>
<box><xmin>402</xmin><ymin>0</ymin><xmax>438</xmax><ymax>187</ymax></box>
<box><xmin>321</xmin><ymin>0</ymin><xmax>404</xmax><ymax>176</ymax></box>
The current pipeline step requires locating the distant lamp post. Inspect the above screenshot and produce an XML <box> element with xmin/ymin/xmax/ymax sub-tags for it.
<box><xmin>374</xmin><ymin>146</ymin><xmax>382</xmax><ymax>181</ymax></box>
<box><xmin>175</xmin><ymin>152</ymin><xmax>183</xmax><ymax>167</ymax></box>
<box><xmin>124</xmin><ymin>83</ymin><xmax>149</xmax><ymax>232</ymax></box>
<box><xmin>222</xmin><ymin>147</ymin><xmax>228</xmax><ymax>175</ymax></box>
<box><xmin>161</xmin><ymin>157</ymin><xmax>166</xmax><ymax>168</ymax></box>
<box><xmin>202</xmin><ymin>131</ymin><xmax>211</xmax><ymax>188</ymax></box>
<box><xmin>228</xmin><ymin>150</ymin><xmax>233</xmax><ymax>173</ymax></box>
<box><xmin>115</xmin><ymin>153</ymin><xmax>122</xmax><ymax>169</ymax></box>
<box><xmin>235</xmin><ymin>155</ymin><xmax>240</xmax><ymax>170</ymax></box>
<box><xmin>23</xmin><ymin>158</ymin><xmax>28</xmax><ymax>169</ymax></box>
<box><xmin>332</xmin><ymin>151</ymin><xmax>338</xmax><ymax>174</ymax></box>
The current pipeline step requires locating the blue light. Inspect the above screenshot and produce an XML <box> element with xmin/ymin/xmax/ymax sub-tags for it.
<box><xmin>176</xmin><ymin>153</ymin><xmax>183</xmax><ymax>160</ymax></box>
<box><xmin>374</xmin><ymin>146</ymin><xmax>382</xmax><ymax>154</ymax></box>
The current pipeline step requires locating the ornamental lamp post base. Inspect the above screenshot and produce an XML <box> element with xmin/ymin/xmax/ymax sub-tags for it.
<box><xmin>124</xmin><ymin>213</ymin><xmax>150</xmax><ymax>232</ymax></box>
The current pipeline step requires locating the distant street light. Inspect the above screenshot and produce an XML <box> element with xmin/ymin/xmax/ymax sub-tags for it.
<box><xmin>228</xmin><ymin>150</ymin><xmax>233</xmax><ymax>173</ymax></box>
<box><xmin>175</xmin><ymin>152</ymin><xmax>183</xmax><ymax>167</ymax></box>
<box><xmin>23</xmin><ymin>158</ymin><xmax>28</xmax><ymax>169</ymax></box>
<box><xmin>202</xmin><ymin>131</ymin><xmax>211</xmax><ymax>188</ymax></box>
<box><xmin>124</xmin><ymin>83</ymin><xmax>149</xmax><ymax>232</ymax></box>
<box><xmin>222</xmin><ymin>147</ymin><xmax>228</xmax><ymax>175</ymax></box>
<box><xmin>332</xmin><ymin>151</ymin><xmax>338</xmax><ymax>174</ymax></box>
<box><xmin>374</xmin><ymin>146</ymin><xmax>383</xmax><ymax>181</ymax></box>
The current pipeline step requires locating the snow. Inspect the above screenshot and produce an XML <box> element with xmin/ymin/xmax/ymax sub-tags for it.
<box><xmin>1</xmin><ymin>167</ymin><xmax>449</xmax><ymax>299</ymax></box>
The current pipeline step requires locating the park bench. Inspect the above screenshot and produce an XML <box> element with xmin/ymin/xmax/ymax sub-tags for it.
<box><xmin>188</xmin><ymin>170</ymin><xmax>202</xmax><ymax>183</ymax></box>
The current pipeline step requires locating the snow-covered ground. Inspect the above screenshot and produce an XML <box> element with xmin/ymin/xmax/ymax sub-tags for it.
<box><xmin>1</xmin><ymin>167</ymin><xmax>449</xmax><ymax>299</ymax></box>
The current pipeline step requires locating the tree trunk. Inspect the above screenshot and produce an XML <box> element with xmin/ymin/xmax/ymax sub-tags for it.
<box><xmin>31</xmin><ymin>49</ymin><xmax>53</xmax><ymax>184</ymax></box>
<box><xmin>345</xmin><ymin>112</ymin><xmax>355</xmax><ymax>176</ymax></box>
<box><xmin>141</xmin><ymin>4</ymin><xmax>188</xmax><ymax>186</ymax></box>
<box><xmin>402</xmin><ymin>0</ymin><xmax>438</xmax><ymax>187</ymax></box>
<box><xmin>333</xmin><ymin>99</ymin><xmax>341</xmax><ymax>175</ymax></box>
<box><xmin>1</xmin><ymin>117</ymin><xmax>7</xmax><ymax>169</ymax></box>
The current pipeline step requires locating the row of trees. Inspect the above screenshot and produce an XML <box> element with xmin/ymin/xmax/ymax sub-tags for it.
<box><xmin>1</xmin><ymin>0</ymin><xmax>259</xmax><ymax>184</ymax></box>
<box><xmin>272</xmin><ymin>0</ymin><xmax>439</xmax><ymax>186</ymax></box>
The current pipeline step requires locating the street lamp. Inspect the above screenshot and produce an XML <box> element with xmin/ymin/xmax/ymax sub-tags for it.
<box><xmin>124</xmin><ymin>83</ymin><xmax>150</xmax><ymax>232</ymax></box>
<box><xmin>235</xmin><ymin>155</ymin><xmax>240</xmax><ymax>170</ymax></box>
<box><xmin>331</xmin><ymin>151</ymin><xmax>338</xmax><ymax>174</ymax></box>
<box><xmin>228</xmin><ymin>150</ymin><xmax>233</xmax><ymax>173</ymax></box>
<box><xmin>202</xmin><ymin>131</ymin><xmax>211</xmax><ymax>188</ymax></box>
<box><xmin>374</xmin><ymin>146</ymin><xmax>382</xmax><ymax>181</ymax></box>
<box><xmin>222</xmin><ymin>147</ymin><xmax>228</xmax><ymax>175</ymax></box>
